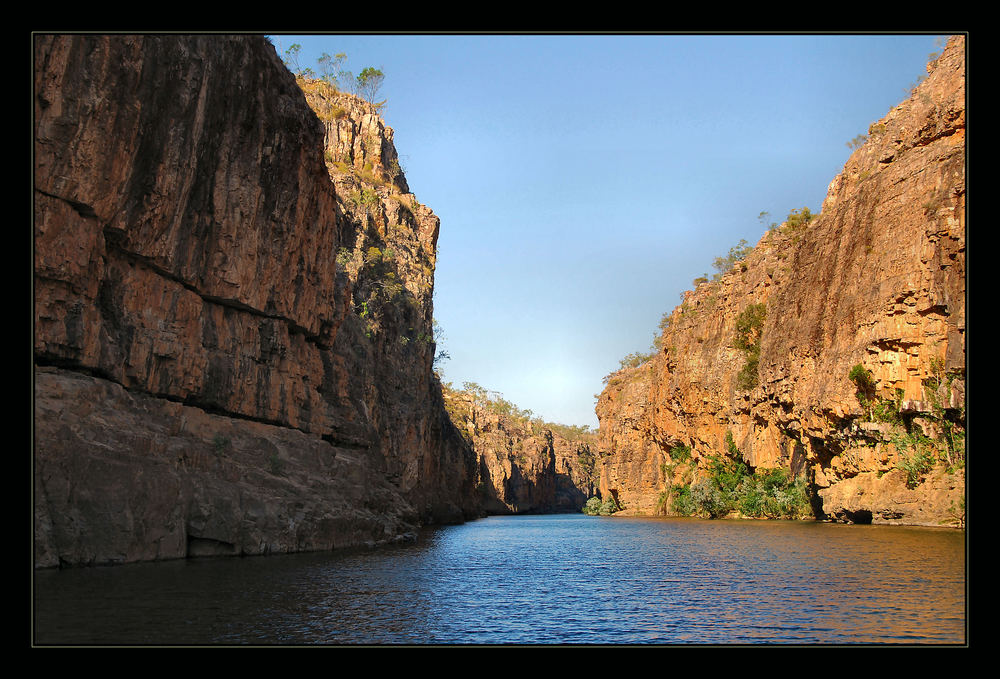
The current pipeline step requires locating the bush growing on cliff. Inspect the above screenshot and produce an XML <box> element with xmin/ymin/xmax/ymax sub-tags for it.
<box><xmin>783</xmin><ymin>207</ymin><xmax>815</xmax><ymax>230</ymax></box>
<box><xmin>846</xmin><ymin>133</ymin><xmax>868</xmax><ymax>150</ymax></box>
<box><xmin>848</xmin><ymin>363</ymin><xmax>875</xmax><ymax>392</ymax></box>
<box><xmin>669</xmin><ymin>444</ymin><xmax>692</xmax><ymax>463</ymax></box>
<box><xmin>893</xmin><ymin>432</ymin><xmax>940</xmax><ymax>488</ymax></box>
<box><xmin>848</xmin><ymin>363</ymin><xmax>879</xmax><ymax>418</ymax></box>
<box><xmin>666</xmin><ymin>432</ymin><xmax>810</xmax><ymax>520</ymax></box>
<box><xmin>617</xmin><ymin>350</ymin><xmax>657</xmax><ymax>371</ymax></box>
<box><xmin>712</xmin><ymin>239</ymin><xmax>754</xmax><ymax>278</ymax></box>
<box><xmin>282</xmin><ymin>43</ymin><xmax>303</xmax><ymax>74</ymax></box>
<box><xmin>733</xmin><ymin>303</ymin><xmax>766</xmax><ymax>391</ymax></box>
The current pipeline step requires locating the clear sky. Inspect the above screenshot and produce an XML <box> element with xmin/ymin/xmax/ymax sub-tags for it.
<box><xmin>269</xmin><ymin>32</ymin><xmax>947</xmax><ymax>429</ymax></box>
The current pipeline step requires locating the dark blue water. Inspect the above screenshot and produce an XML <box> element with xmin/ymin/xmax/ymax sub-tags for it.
<box><xmin>33</xmin><ymin>514</ymin><xmax>966</xmax><ymax>645</ymax></box>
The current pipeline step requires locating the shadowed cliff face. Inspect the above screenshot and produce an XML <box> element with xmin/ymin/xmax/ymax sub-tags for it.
<box><xmin>596</xmin><ymin>36</ymin><xmax>966</xmax><ymax>526</ymax></box>
<box><xmin>33</xmin><ymin>34</ymin><xmax>478</xmax><ymax>568</ymax></box>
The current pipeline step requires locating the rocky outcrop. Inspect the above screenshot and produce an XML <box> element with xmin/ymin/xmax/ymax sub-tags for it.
<box><xmin>33</xmin><ymin>34</ymin><xmax>478</xmax><ymax>568</ymax></box>
<box><xmin>595</xmin><ymin>36</ymin><xmax>966</xmax><ymax>527</ymax></box>
<box><xmin>442</xmin><ymin>384</ymin><xmax>597</xmax><ymax>514</ymax></box>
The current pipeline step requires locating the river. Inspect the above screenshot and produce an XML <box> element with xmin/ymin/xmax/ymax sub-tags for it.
<box><xmin>32</xmin><ymin>514</ymin><xmax>966</xmax><ymax>645</ymax></box>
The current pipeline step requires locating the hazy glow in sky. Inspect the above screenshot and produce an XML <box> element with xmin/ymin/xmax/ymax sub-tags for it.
<box><xmin>271</xmin><ymin>33</ymin><xmax>946</xmax><ymax>428</ymax></box>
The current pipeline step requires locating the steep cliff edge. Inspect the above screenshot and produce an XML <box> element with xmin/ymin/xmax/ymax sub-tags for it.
<box><xmin>33</xmin><ymin>35</ymin><xmax>478</xmax><ymax>568</ymax></box>
<box><xmin>595</xmin><ymin>36</ymin><xmax>966</xmax><ymax>527</ymax></box>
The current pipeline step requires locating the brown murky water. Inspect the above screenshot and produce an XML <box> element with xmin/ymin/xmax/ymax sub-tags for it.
<box><xmin>33</xmin><ymin>514</ymin><xmax>966</xmax><ymax>645</ymax></box>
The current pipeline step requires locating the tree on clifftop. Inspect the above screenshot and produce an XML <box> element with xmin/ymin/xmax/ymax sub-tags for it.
<box><xmin>355</xmin><ymin>67</ymin><xmax>385</xmax><ymax>108</ymax></box>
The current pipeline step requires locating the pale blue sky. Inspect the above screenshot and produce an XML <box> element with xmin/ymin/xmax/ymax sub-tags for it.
<box><xmin>270</xmin><ymin>33</ymin><xmax>947</xmax><ymax>428</ymax></box>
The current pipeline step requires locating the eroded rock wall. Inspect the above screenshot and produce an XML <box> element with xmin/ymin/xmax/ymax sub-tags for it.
<box><xmin>595</xmin><ymin>36</ymin><xmax>966</xmax><ymax>526</ymax></box>
<box><xmin>33</xmin><ymin>34</ymin><xmax>477</xmax><ymax>568</ymax></box>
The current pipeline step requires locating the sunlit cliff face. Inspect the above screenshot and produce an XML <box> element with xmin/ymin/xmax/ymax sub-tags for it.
<box><xmin>595</xmin><ymin>36</ymin><xmax>965</xmax><ymax>526</ymax></box>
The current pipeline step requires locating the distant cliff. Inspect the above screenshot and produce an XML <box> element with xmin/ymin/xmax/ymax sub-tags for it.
<box><xmin>33</xmin><ymin>35</ymin><xmax>478</xmax><ymax>568</ymax></box>
<box><xmin>595</xmin><ymin>36</ymin><xmax>966</xmax><ymax>527</ymax></box>
<box><xmin>441</xmin><ymin>383</ymin><xmax>597</xmax><ymax>514</ymax></box>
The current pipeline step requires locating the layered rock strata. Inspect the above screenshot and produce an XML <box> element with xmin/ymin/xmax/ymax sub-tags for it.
<box><xmin>595</xmin><ymin>36</ymin><xmax>966</xmax><ymax>527</ymax></box>
<box><xmin>33</xmin><ymin>34</ymin><xmax>478</xmax><ymax>568</ymax></box>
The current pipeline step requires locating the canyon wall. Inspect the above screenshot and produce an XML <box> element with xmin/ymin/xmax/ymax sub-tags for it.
<box><xmin>33</xmin><ymin>34</ymin><xmax>478</xmax><ymax>568</ymax></box>
<box><xmin>441</xmin><ymin>384</ymin><xmax>597</xmax><ymax>514</ymax></box>
<box><xmin>595</xmin><ymin>36</ymin><xmax>966</xmax><ymax>527</ymax></box>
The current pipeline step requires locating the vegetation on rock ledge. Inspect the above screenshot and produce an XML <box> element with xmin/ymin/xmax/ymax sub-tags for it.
<box><xmin>733</xmin><ymin>303</ymin><xmax>766</xmax><ymax>391</ymax></box>
<box><xmin>657</xmin><ymin>432</ymin><xmax>810</xmax><ymax>520</ymax></box>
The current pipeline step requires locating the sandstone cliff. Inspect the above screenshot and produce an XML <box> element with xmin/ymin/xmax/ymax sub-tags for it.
<box><xmin>442</xmin><ymin>383</ymin><xmax>597</xmax><ymax>514</ymax></box>
<box><xmin>33</xmin><ymin>34</ymin><xmax>478</xmax><ymax>568</ymax></box>
<box><xmin>595</xmin><ymin>36</ymin><xmax>966</xmax><ymax>527</ymax></box>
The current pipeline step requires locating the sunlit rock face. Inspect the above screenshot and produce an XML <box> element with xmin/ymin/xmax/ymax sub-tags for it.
<box><xmin>595</xmin><ymin>36</ymin><xmax>965</xmax><ymax>526</ymax></box>
<box><xmin>34</xmin><ymin>34</ymin><xmax>478</xmax><ymax>568</ymax></box>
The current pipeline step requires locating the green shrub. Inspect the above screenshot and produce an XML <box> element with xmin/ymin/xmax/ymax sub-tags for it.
<box><xmin>582</xmin><ymin>495</ymin><xmax>618</xmax><ymax>516</ymax></box>
<box><xmin>669</xmin><ymin>444</ymin><xmax>692</xmax><ymax>463</ymax></box>
<box><xmin>670</xmin><ymin>484</ymin><xmax>697</xmax><ymax>515</ymax></box>
<box><xmin>893</xmin><ymin>432</ymin><xmax>939</xmax><ymax>488</ymax></box>
<box><xmin>848</xmin><ymin>363</ymin><xmax>876</xmax><ymax>413</ymax></box>
<box><xmin>848</xmin><ymin>363</ymin><xmax>874</xmax><ymax>390</ymax></box>
<box><xmin>733</xmin><ymin>304</ymin><xmax>766</xmax><ymax>390</ymax></box>
<box><xmin>712</xmin><ymin>239</ymin><xmax>754</xmax><ymax>275</ymax></box>
<box><xmin>784</xmin><ymin>207</ymin><xmax>815</xmax><ymax>230</ymax></box>
<box><xmin>666</xmin><ymin>432</ymin><xmax>810</xmax><ymax>520</ymax></box>
<box><xmin>691</xmin><ymin>480</ymin><xmax>731</xmax><ymax>518</ymax></box>
<box><xmin>736</xmin><ymin>351</ymin><xmax>761</xmax><ymax>391</ymax></box>
<box><xmin>733</xmin><ymin>304</ymin><xmax>766</xmax><ymax>352</ymax></box>
<box><xmin>618</xmin><ymin>350</ymin><xmax>655</xmax><ymax>370</ymax></box>
<box><xmin>870</xmin><ymin>389</ymin><xmax>904</xmax><ymax>425</ymax></box>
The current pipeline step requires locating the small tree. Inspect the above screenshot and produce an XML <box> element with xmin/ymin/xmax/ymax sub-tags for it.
<box><xmin>355</xmin><ymin>67</ymin><xmax>385</xmax><ymax>107</ymax></box>
<box><xmin>712</xmin><ymin>239</ymin><xmax>753</xmax><ymax>276</ymax></box>
<box><xmin>848</xmin><ymin>363</ymin><xmax>876</xmax><ymax>418</ymax></box>
<box><xmin>283</xmin><ymin>43</ymin><xmax>302</xmax><ymax>74</ymax></box>
<box><xmin>318</xmin><ymin>52</ymin><xmax>347</xmax><ymax>88</ymax></box>
<box><xmin>582</xmin><ymin>497</ymin><xmax>603</xmax><ymax>515</ymax></box>
<box><xmin>846</xmin><ymin>134</ymin><xmax>868</xmax><ymax>150</ymax></box>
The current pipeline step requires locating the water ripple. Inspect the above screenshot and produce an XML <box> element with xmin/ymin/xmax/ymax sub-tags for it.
<box><xmin>34</xmin><ymin>515</ymin><xmax>965</xmax><ymax>645</ymax></box>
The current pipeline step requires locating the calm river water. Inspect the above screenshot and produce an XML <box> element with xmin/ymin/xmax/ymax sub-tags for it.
<box><xmin>33</xmin><ymin>514</ymin><xmax>966</xmax><ymax>646</ymax></box>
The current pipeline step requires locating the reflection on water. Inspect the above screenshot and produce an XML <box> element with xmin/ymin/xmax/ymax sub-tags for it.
<box><xmin>33</xmin><ymin>515</ymin><xmax>966</xmax><ymax>645</ymax></box>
